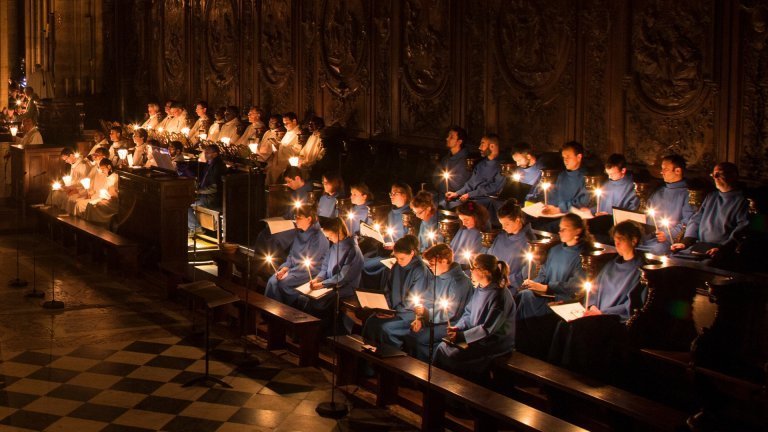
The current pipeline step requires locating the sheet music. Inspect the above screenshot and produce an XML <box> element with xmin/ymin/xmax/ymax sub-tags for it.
<box><xmin>522</xmin><ymin>202</ymin><xmax>565</xmax><ymax>218</ymax></box>
<box><xmin>263</xmin><ymin>217</ymin><xmax>295</xmax><ymax>234</ymax></box>
<box><xmin>295</xmin><ymin>281</ymin><xmax>332</xmax><ymax>299</ymax></box>
<box><xmin>549</xmin><ymin>302</ymin><xmax>586</xmax><ymax>322</ymax></box>
<box><xmin>380</xmin><ymin>258</ymin><xmax>396</xmax><ymax>269</ymax></box>
<box><xmin>613</xmin><ymin>208</ymin><xmax>646</xmax><ymax>225</ymax></box>
<box><xmin>356</xmin><ymin>291</ymin><xmax>391</xmax><ymax>310</ymax></box>
<box><xmin>360</xmin><ymin>222</ymin><xmax>385</xmax><ymax>244</ymax></box>
<box><xmin>569</xmin><ymin>206</ymin><xmax>594</xmax><ymax>220</ymax></box>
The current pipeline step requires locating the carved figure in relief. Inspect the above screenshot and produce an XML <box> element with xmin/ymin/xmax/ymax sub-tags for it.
<box><xmin>403</xmin><ymin>0</ymin><xmax>448</xmax><ymax>93</ymax></box>
<box><xmin>263</xmin><ymin>0</ymin><xmax>292</xmax><ymax>84</ymax></box>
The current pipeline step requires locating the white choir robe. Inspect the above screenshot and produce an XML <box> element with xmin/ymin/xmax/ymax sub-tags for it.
<box><xmin>217</xmin><ymin>119</ymin><xmax>241</xmax><ymax>143</ymax></box>
<box><xmin>141</xmin><ymin>114</ymin><xmax>160</xmax><ymax>130</ymax></box>
<box><xmin>84</xmin><ymin>173</ymin><xmax>119</xmax><ymax>225</ymax></box>
<box><xmin>50</xmin><ymin>158</ymin><xmax>90</xmax><ymax>210</ymax></box>
<box><xmin>73</xmin><ymin>169</ymin><xmax>108</xmax><ymax>217</ymax></box>
<box><xmin>164</xmin><ymin>114</ymin><xmax>188</xmax><ymax>134</ymax></box>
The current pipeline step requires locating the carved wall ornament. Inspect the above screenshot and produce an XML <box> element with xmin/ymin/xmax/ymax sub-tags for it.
<box><xmin>494</xmin><ymin>0</ymin><xmax>572</xmax><ymax>91</ymax></box>
<box><xmin>400</xmin><ymin>0</ymin><xmax>450</xmax><ymax>98</ymax></box>
<box><xmin>163</xmin><ymin>0</ymin><xmax>186</xmax><ymax>98</ymax></box>
<box><xmin>261</xmin><ymin>0</ymin><xmax>293</xmax><ymax>88</ymax></box>
<box><xmin>372</xmin><ymin>0</ymin><xmax>392</xmax><ymax>135</ymax></box>
<box><xmin>738</xmin><ymin>2</ymin><xmax>768</xmax><ymax>180</ymax></box>
<box><xmin>319</xmin><ymin>0</ymin><xmax>369</xmax><ymax>99</ymax></box>
<box><xmin>205</xmin><ymin>0</ymin><xmax>238</xmax><ymax>88</ymax></box>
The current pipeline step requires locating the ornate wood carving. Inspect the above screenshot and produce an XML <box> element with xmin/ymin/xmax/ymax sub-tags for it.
<box><xmin>205</xmin><ymin>0</ymin><xmax>239</xmax><ymax>96</ymax></box>
<box><xmin>625</xmin><ymin>0</ymin><xmax>717</xmax><ymax>170</ymax></box>
<box><xmin>163</xmin><ymin>0</ymin><xmax>186</xmax><ymax>99</ymax></box>
<box><xmin>739</xmin><ymin>2</ymin><xmax>768</xmax><ymax>181</ymax></box>
<box><xmin>300</xmin><ymin>0</ymin><xmax>318</xmax><ymax>116</ymax></box>
<box><xmin>260</xmin><ymin>0</ymin><xmax>293</xmax><ymax>113</ymax></box>
<box><xmin>372</xmin><ymin>0</ymin><xmax>392</xmax><ymax>136</ymax></box>
<box><xmin>463</xmin><ymin>2</ymin><xmax>485</xmax><ymax>141</ymax></box>
<box><xmin>399</xmin><ymin>0</ymin><xmax>452</xmax><ymax>138</ymax></box>
<box><xmin>580</xmin><ymin>0</ymin><xmax>611</xmax><ymax>155</ymax></box>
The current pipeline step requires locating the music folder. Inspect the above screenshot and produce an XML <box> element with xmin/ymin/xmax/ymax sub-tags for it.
<box><xmin>356</xmin><ymin>290</ymin><xmax>395</xmax><ymax>315</ymax></box>
<box><xmin>360</xmin><ymin>222</ymin><xmax>385</xmax><ymax>244</ymax></box>
<box><xmin>613</xmin><ymin>207</ymin><xmax>656</xmax><ymax>234</ymax></box>
<box><xmin>295</xmin><ymin>281</ymin><xmax>332</xmax><ymax>299</ymax></box>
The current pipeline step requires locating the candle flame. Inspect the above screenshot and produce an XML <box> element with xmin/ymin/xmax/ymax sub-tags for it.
<box><xmin>293</xmin><ymin>200</ymin><xmax>302</xmax><ymax>209</ymax></box>
<box><xmin>303</xmin><ymin>258</ymin><xmax>312</xmax><ymax>268</ymax></box>
<box><xmin>442</xmin><ymin>170</ymin><xmax>450</xmax><ymax>180</ymax></box>
<box><xmin>157</xmin><ymin>127</ymin><xmax>164</xmax><ymax>133</ymax></box>
<box><xmin>512</xmin><ymin>173</ymin><xmax>522</xmax><ymax>182</ymax></box>
<box><xmin>541</xmin><ymin>182</ymin><xmax>551</xmax><ymax>191</ymax></box>
<box><xmin>80</xmin><ymin>178</ymin><xmax>91</xmax><ymax>190</ymax></box>
<box><xmin>463</xmin><ymin>250</ymin><xmax>472</xmax><ymax>261</ymax></box>
<box><xmin>288</xmin><ymin>156</ymin><xmax>300</xmax><ymax>167</ymax></box>
<box><xmin>411</xmin><ymin>294</ymin><xmax>421</xmax><ymax>307</ymax></box>
<box><xmin>181</xmin><ymin>127</ymin><xmax>190</xmax><ymax>136</ymax></box>
<box><xmin>265</xmin><ymin>254</ymin><xmax>273</xmax><ymax>263</ymax></box>
<box><xmin>132</xmin><ymin>124</ymin><xmax>140</xmax><ymax>130</ymax></box>
<box><xmin>386</xmin><ymin>227</ymin><xmax>395</xmax><ymax>236</ymax></box>
<box><xmin>52</xmin><ymin>181</ymin><xmax>61</xmax><ymax>191</ymax></box>
<box><xmin>373</xmin><ymin>223</ymin><xmax>381</xmax><ymax>232</ymax></box>
<box><xmin>646</xmin><ymin>208</ymin><xmax>655</xmax><ymax>217</ymax></box>
<box><xmin>426</xmin><ymin>231</ymin><xmax>436</xmax><ymax>240</ymax></box>
<box><xmin>439</xmin><ymin>297</ymin><xmax>450</xmax><ymax>311</ymax></box>
<box><xmin>584</xmin><ymin>281</ymin><xmax>592</xmax><ymax>293</ymax></box>
<box><xmin>525</xmin><ymin>251</ymin><xmax>534</xmax><ymax>261</ymax></box>
<box><xmin>660</xmin><ymin>217</ymin><xmax>670</xmax><ymax>227</ymax></box>
<box><xmin>594</xmin><ymin>188</ymin><xmax>602</xmax><ymax>197</ymax></box>
<box><xmin>346</xmin><ymin>211</ymin><xmax>355</xmax><ymax>220</ymax></box>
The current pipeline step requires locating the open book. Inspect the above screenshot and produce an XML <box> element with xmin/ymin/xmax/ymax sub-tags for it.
<box><xmin>356</xmin><ymin>290</ymin><xmax>395</xmax><ymax>314</ymax></box>
<box><xmin>263</xmin><ymin>217</ymin><xmax>296</xmax><ymax>234</ymax></box>
<box><xmin>522</xmin><ymin>202</ymin><xmax>565</xmax><ymax>218</ymax></box>
<box><xmin>548</xmin><ymin>302</ymin><xmax>586</xmax><ymax>322</ymax></box>
<box><xmin>569</xmin><ymin>207</ymin><xmax>594</xmax><ymax>220</ymax></box>
<box><xmin>360</xmin><ymin>222</ymin><xmax>385</xmax><ymax>244</ymax></box>
<box><xmin>295</xmin><ymin>281</ymin><xmax>333</xmax><ymax>299</ymax></box>
<box><xmin>380</xmin><ymin>257</ymin><xmax>396</xmax><ymax>269</ymax></box>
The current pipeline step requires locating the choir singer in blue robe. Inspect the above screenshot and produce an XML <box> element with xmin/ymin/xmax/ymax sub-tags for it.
<box><xmin>433</xmin><ymin>254</ymin><xmax>516</xmax><ymax>383</ymax></box>
<box><xmin>451</xmin><ymin>201</ymin><xmax>489</xmax><ymax>266</ymax></box>
<box><xmin>511</xmin><ymin>143</ymin><xmax>543</xmax><ymax>202</ymax></box>
<box><xmin>486</xmin><ymin>199</ymin><xmax>537</xmax><ymax>292</ymax></box>
<box><xmin>594</xmin><ymin>154</ymin><xmax>640</xmax><ymax>215</ymax></box>
<box><xmin>410</xmin><ymin>190</ymin><xmax>444</xmax><ymax>252</ymax></box>
<box><xmin>434</xmin><ymin>126</ymin><xmax>471</xmax><ymax>197</ymax></box>
<box><xmin>444</xmin><ymin>134</ymin><xmax>505</xmax><ymax>209</ymax></box>
<box><xmin>317</xmin><ymin>171</ymin><xmax>345</xmax><ymax>218</ymax></box>
<box><xmin>541</xmin><ymin>141</ymin><xmax>589</xmax><ymax>215</ymax></box>
<box><xmin>344</xmin><ymin>183</ymin><xmax>373</xmax><ymax>236</ymax></box>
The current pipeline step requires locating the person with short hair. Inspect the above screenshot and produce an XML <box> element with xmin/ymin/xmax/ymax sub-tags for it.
<box><xmin>17</xmin><ymin>117</ymin><xmax>43</xmax><ymax>145</ymax></box>
<box><xmin>445</xmin><ymin>134</ymin><xmax>505</xmax><ymax>209</ymax></box>
<box><xmin>298</xmin><ymin>116</ymin><xmax>326</xmax><ymax>169</ymax></box>
<box><xmin>433</xmin><ymin>253</ymin><xmax>516</xmax><ymax>382</ymax></box>
<box><xmin>141</xmin><ymin>102</ymin><xmax>163</xmax><ymax>130</ymax></box>
<box><xmin>317</xmin><ymin>171</ymin><xmax>345</xmax><ymax>218</ymax></box>
<box><xmin>155</xmin><ymin>100</ymin><xmax>174</xmax><ymax>130</ymax></box>
<box><xmin>595</xmin><ymin>153</ymin><xmax>640</xmax><ymax>215</ymax></box>
<box><xmin>264</xmin><ymin>115</ymin><xmax>289</xmax><ymax>184</ymax></box>
<box><xmin>217</xmin><ymin>105</ymin><xmax>242</xmax><ymax>142</ymax></box>
<box><xmin>188</xmin><ymin>101</ymin><xmax>210</xmax><ymax>144</ymax></box>
<box><xmin>131</xmin><ymin>128</ymin><xmax>149</xmax><ymax>167</ymax></box>
<box><xmin>83</xmin><ymin>159</ymin><xmax>120</xmax><ymax>225</ymax></box>
<box><xmin>187</xmin><ymin>144</ymin><xmax>227</xmax><ymax>234</ymax></box>
<box><xmin>451</xmin><ymin>201</ymin><xmax>489</xmax><ymax>266</ymax></box>
<box><xmin>50</xmin><ymin>147</ymin><xmax>89</xmax><ymax>210</ymax></box>
<box><xmin>404</xmin><ymin>243</ymin><xmax>473</xmax><ymax>361</ymax></box>
<box><xmin>281</xmin><ymin>166</ymin><xmax>314</xmax><ymax>219</ymax></box>
<box><xmin>207</xmin><ymin>107</ymin><xmax>226</xmax><ymax>142</ymax></box>
<box><xmin>486</xmin><ymin>199</ymin><xmax>537</xmax><ymax>292</ymax></box>
<box><xmin>541</xmin><ymin>141</ymin><xmax>589</xmax><ymax>215</ymax></box>
<box><xmin>345</xmin><ymin>183</ymin><xmax>374</xmax><ymax>235</ymax></box>
<box><xmin>511</xmin><ymin>143</ymin><xmax>542</xmax><ymax>201</ymax></box>
<box><xmin>434</xmin><ymin>126</ymin><xmax>471</xmax><ymax>197</ymax></box>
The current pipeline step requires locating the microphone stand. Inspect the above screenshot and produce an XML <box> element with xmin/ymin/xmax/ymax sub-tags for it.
<box><xmin>317</xmin><ymin>139</ymin><xmax>348</xmax><ymax>419</ymax></box>
<box><xmin>428</xmin><ymin>259</ymin><xmax>438</xmax><ymax>382</ymax></box>
<box><xmin>9</xmin><ymin>169</ymin><xmax>28</xmax><ymax>287</ymax></box>
<box><xmin>42</xmin><ymin>260</ymin><xmax>64</xmax><ymax>309</ymax></box>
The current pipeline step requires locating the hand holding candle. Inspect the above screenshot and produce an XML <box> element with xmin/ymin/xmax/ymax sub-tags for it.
<box><xmin>439</xmin><ymin>297</ymin><xmax>451</xmax><ymax>327</ymax></box>
<box><xmin>594</xmin><ymin>188</ymin><xmax>602</xmax><ymax>213</ymax></box>
<box><xmin>541</xmin><ymin>182</ymin><xmax>551</xmax><ymax>206</ymax></box>
<box><xmin>525</xmin><ymin>251</ymin><xmax>534</xmax><ymax>280</ymax></box>
<box><xmin>512</xmin><ymin>172</ymin><xmax>522</xmax><ymax>182</ymax></box>
<box><xmin>303</xmin><ymin>258</ymin><xmax>313</xmax><ymax>282</ymax></box>
<box><xmin>660</xmin><ymin>217</ymin><xmax>673</xmax><ymax>243</ymax></box>
<box><xmin>265</xmin><ymin>254</ymin><xmax>278</xmax><ymax>272</ymax></box>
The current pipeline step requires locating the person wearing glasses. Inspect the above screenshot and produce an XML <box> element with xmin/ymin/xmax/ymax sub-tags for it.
<box><xmin>444</xmin><ymin>134</ymin><xmax>505</xmax><ymax>209</ymax></box>
<box><xmin>485</xmin><ymin>199</ymin><xmax>537</xmax><ymax>293</ymax></box>
<box><xmin>639</xmin><ymin>154</ymin><xmax>694</xmax><ymax>255</ymax></box>
<box><xmin>410</xmin><ymin>190</ymin><xmax>444</xmax><ymax>252</ymax></box>
<box><xmin>362</xmin><ymin>235</ymin><xmax>429</xmax><ymax>350</ymax></box>
<box><xmin>265</xmin><ymin>204</ymin><xmax>330</xmax><ymax>307</ymax></box>
<box><xmin>670</xmin><ymin>162</ymin><xmax>749</xmax><ymax>264</ymax></box>
<box><xmin>404</xmin><ymin>243</ymin><xmax>473</xmax><ymax>362</ymax></box>
<box><xmin>317</xmin><ymin>171</ymin><xmax>345</xmax><ymax>218</ymax></box>
<box><xmin>433</xmin><ymin>254</ymin><xmax>516</xmax><ymax>383</ymax></box>
<box><xmin>451</xmin><ymin>201</ymin><xmax>489</xmax><ymax>267</ymax></box>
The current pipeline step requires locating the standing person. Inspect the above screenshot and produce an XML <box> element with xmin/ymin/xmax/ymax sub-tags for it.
<box><xmin>188</xmin><ymin>101</ymin><xmax>210</xmax><ymax>145</ymax></box>
<box><xmin>433</xmin><ymin>253</ymin><xmax>516</xmax><ymax>383</ymax></box>
<box><xmin>298</xmin><ymin>116</ymin><xmax>326</xmax><ymax>170</ymax></box>
<box><xmin>263</xmin><ymin>115</ymin><xmax>288</xmax><ymax>184</ymax></box>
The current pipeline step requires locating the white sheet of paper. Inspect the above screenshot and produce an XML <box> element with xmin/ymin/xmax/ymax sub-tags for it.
<box><xmin>263</xmin><ymin>217</ymin><xmax>295</xmax><ymax>234</ymax></box>
<box><xmin>549</xmin><ymin>302</ymin><xmax>586</xmax><ymax>322</ymax></box>
<box><xmin>613</xmin><ymin>208</ymin><xmax>647</xmax><ymax>226</ymax></box>
<box><xmin>295</xmin><ymin>281</ymin><xmax>331</xmax><ymax>299</ymax></box>
<box><xmin>569</xmin><ymin>206</ymin><xmax>594</xmax><ymax>220</ymax></box>
<box><xmin>356</xmin><ymin>291</ymin><xmax>391</xmax><ymax>310</ymax></box>
<box><xmin>380</xmin><ymin>258</ymin><xmax>396</xmax><ymax>269</ymax></box>
<box><xmin>360</xmin><ymin>222</ymin><xmax>385</xmax><ymax>243</ymax></box>
<box><xmin>194</xmin><ymin>264</ymin><xmax>219</xmax><ymax>277</ymax></box>
<box><xmin>522</xmin><ymin>202</ymin><xmax>565</xmax><ymax>218</ymax></box>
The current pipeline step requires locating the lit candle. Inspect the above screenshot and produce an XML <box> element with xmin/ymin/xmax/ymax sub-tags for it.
<box><xmin>303</xmin><ymin>258</ymin><xmax>313</xmax><ymax>282</ymax></box>
<box><xmin>264</xmin><ymin>254</ymin><xmax>278</xmax><ymax>272</ymax></box>
<box><xmin>647</xmin><ymin>208</ymin><xmax>658</xmax><ymax>230</ymax></box>
<box><xmin>132</xmin><ymin>124</ymin><xmax>140</xmax><ymax>130</ymax></box>
<box><xmin>293</xmin><ymin>200</ymin><xmax>302</xmax><ymax>210</ymax></box>
<box><xmin>74</xmin><ymin>152</ymin><xmax>81</xmax><ymax>159</ymax></box>
<box><xmin>117</xmin><ymin>148</ymin><xmax>128</xmax><ymax>160</ymax></box>
<box><xmin>439</xmin><ymin>297</ymin><xmax>451</xmax><ymax>327</ymax></box>
<box><xmin>411</xmin><ymin>294</ymin><xmax>422</xmax><ymax>309</ymax></box>
<box><xmin>346</xmin><ymin>211</ymin><xmax>355</xmax><ymax>221</ymax></box>
<box><xmin>541</xmin><ymin>182</ymin><xmax>551</xmax><ymax>206</ymax></box>
<box><xmin>583</xmin><ymin>281</ymin><xmax>592</xmax><ymax>313</ymax></box>
<box><xmin>594</xmin><ymin>188</ymin><xmax>602</xmax><ymax>213</ymax></box>
<box><xmin>9</xmin><ymin>126</ymin><xmax>18</xmax><ymax>137</ymax></box>
<box><xmin>220</xmin><ymin>137</ymin><xmax>231</xmax><ymax>145</ymax></box>
<box><xmin>52</xmin><ymin>181</ymin><xmax>61</xmax><ymax>191</ymax></box>
<box><xmin>462</xmin><ymin>250</ymin><xmax>473</xmax><ymax>265</ymax></box>
<box><xmin>525</xmin><ymin>251</ymin><xmax>534</xmax><ymax>280</ymax></box>
<box><xmin>386</xmin><ymin>227</ymin><xmax>395</xmax><ymax>244</ymax></box>
<box><xmin>661</xmin><ymin>218</ymin><xmax>674</xmax><ymax>244</ymax></box>
<box><xmin>426</xmin><ymin>230</ymin><xmax>436</xmax><ymax>246</ymax></box>
<box><xmin>442</xmin><ymin>170</ymin><xmax>451</xmax><ymax>193</ymax></box>
<box><xmin>181</xmin><ymin>127</ymin><xmax>190</xmax><ymax>136</ymax></box>
<box><xmin>289</xmin><ymin>156</ymin><xmax>299</xmax><ymax>167</ymax></box>
<box><xmin>199</xmin><ymin>133</ymin><xmax>207</xmax><ymax>141</ymax></box>
<box><xmin>99</xmin><ymin>188</ymin><xmax>110</xmax><ymax>200</ymax></box>
<box><xmin>158</xmin><ymin>127</ymin><xmax>164</xmax><ymax>133</ymax></box>
<box><xmin>15</xmin><ymin>99</ymin><xmax>21</xmax><ymax>106</ymax></box>
<box><xmin>62</xmin><ymin>175</ymin><xmax>72</xmax><ymax>187</ymax></box>
<box><xmin>248</xmin><ymin>143</ymin><xmax>259</xmax><ymax>154</ymax></box>
<box><xmin>512</xmin><ymin>173</ymin><xmax>522</xmax><ymax>182</ymax></box>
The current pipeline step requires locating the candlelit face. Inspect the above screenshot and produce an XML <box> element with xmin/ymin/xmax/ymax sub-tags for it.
<box><xmin>99</xmin><ymin>164</ymin><xmax>111</xmax><ymax>175</ymax></box>
<box><xmin>499</xmin><ymin>215</ymin><xmax>523</xmax><ymax>235</ymax></box>
<box><xmin>321</xmin><ymin>177</ymin><xmax>335</xmax><ymax>195</ymax></box>
<box><xmin>512</xmin><ymin>152</ymin><xmax>532</xmax><ymax>168</ymax></box>
<box><xmin>268</xmin><ymin>117</ymin><xmax>281</xmax><ymax>130</ymax></box>
<box><xmin>412</xmin><ymin>205</ymin><xmax>433</xmax><ymax>222</ymax></box>
<box><xmin>164</xmin><ymin>102</ymin><xmax>172</xmax><ymax>114</ymax></box>
<box><xmin>284</xmin><ymin>175</ymin><xmax>304</xmax><ymax>191</ymax></box>
<box><xmin>445</xmin><ymin>130</ymin><xmax>462</xmax><ymax>151</ymax></box>
<box><xmin>203</xmin><ymin>147</ymin><xmax>218</xmax><ymax>162</ymax></box>
<box><xmin>109</xmin><ymin>129</ymin><xmax>120</xmax><ymax>142</ymax></box>
<box><xmin>393</xmin><ymin>251</ymin><xmax>415</xmax><ymax>268</ymax></box>
<box><xmin>458</xmin><ymin>214</ymin><xmax>476</xmax><ymax>230</ymax></box>
<box><xmin>478</xmin><ymin>138</ymin><xmax>490</xmax><ymax>157</ymax></box>
<box><xmin>605</xmin><ymin>166</ymin><xmax>626</xmax><ymax>181</ymax></box>
<box><xmin>613</xmin><ymin>233</ymin><xmax>637</xmax><ymax>258</ymax></box>
<box><xmin>561</xmin><ymin>148</ymin><xmax>582</xmax><ymax>171</ymax></box>
<box><xmin>470</xmin><ymin>265</ymin><xmax>490</xmax><ymax>286</ymax></box>
<box><xmin>195</xmin><ymin>104</ymin><xmax>207</xmax><ymax>117</ymax></box>
<box><xmin>426</xmin><ymin>257</ymin><xmax>450</xmax><ymax>276</ymax></box>
<box><xmin>282</xmin><ymin>117</ymin><xmax>298</xmax><ymax>131</ymax></box>
<box><xmin>61</xmin><ymin>153</ymin><xmax>76</xmax><ymax>164</ymax></box>
<box><xmin>322</xmin><ymin>229</ymin><xmax>340</xmax><ymax>244</ymax></box>
<box><xmin>711</xmin><ymin>165</ymin><xmax>733</xmax><ymax>192</ymax></box>
<box><xmin>133</xmin><ymin>135</ymin><xmax>145</xmax><ymax>145</ymax></box>
<box><xmin>295</xmin><ymin>214</ymin><xmax>312</xmax><ymax>231</ymax></box>
<box><xmin>558</xmin><ymin>219</ymin><xmax>581</xmax><ymax>243</ymax></box>
<box><xmin>349</xmin><ymin>188</ymin><xmax>367</xmax><ymax>206</ymax></box>
<box><xmin>660</xmin><ymin>160</ymin><xmax>683</xmax><ymax>183</ymax></box>
<box><xmin>147</xmin><ymin>103</ymin><xmax>159</xmax><ymax>115</ymax></box>
<box><xmin>389</xmin><ymin>188</ymin><xmax>408</xmax><ymax>207</ymax></box>
<box><xmin>247</xmin><ymin>108</ymin><xmax>259</xmax><ymax>123</ymax></box>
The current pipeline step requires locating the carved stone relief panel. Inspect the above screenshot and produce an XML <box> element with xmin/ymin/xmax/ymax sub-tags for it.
<box><xmin>260</xmin><ymin>0</ymin><xmax>293</xmax><ymax>113</ymax></box>
<box><xmin>580</xmin><ymin>0</ymin><xmax>612</xmax><ymax>155</ymax></box>
<box><xmin>372</xmin><ymin>0</ymin><xmax>392</xmax><ymax>136</ymax></box>
<box><xmin>625</xmin><ymin>0</ymin><xmax>717</xmax><ymax>170</ymax></box>
<box><xmin>399</xmin><ymin>0</ymin><xmax>452</xmax><ymax>140</ymax></box>
<box><xmin>300</xmin><ymin>0</ymin><xmax>318</xmax><ymax>117</ymax></box>
<box><xmin>491</xmin><ymin>0</ymin><xmax>575</xmax><ymax>152</ymax></box>
<box><xmin>738</xmin><ymin>2</ymin><xmax>768</xmax><ymax>181</ymax></box>
<box><xmin>319</xmin><ymin>0</ymin><xmax>369</xmax><ymax>127</ymax></box>
<box><xmin>463</xmin><ymin>3</ymin><xmax>485</xmax><ymax>142</ymax></box>
<box><xmin>205</xmin><ymin>0</ymin><xmax>239</xmax><ymax>106</ymax></box>
<box><xmin>163</xmin><ymin>0</ymin><xmax>186</xmax><ymax>100</ymax></box>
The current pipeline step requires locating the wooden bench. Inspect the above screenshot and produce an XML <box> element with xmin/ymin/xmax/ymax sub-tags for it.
<box><xmin>495</xmin><ymin>352</ymin><xmax>689</xmax><ymax>432</ymax></box>
<box><xmin>330</xmin><ymin>334</ymin><xmax>586</xmax><ymax>432</ymax></box>
<box><xmin>160</xmin><ymin>262</ymin><xmax>322</xmax><ymax>367</ymax></box>
<box><xmin>32</xmin><ymin>205</ymin><xmax>139</xmax><ymax>273</ymax></box>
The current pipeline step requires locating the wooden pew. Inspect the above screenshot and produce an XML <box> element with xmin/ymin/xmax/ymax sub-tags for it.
<box><xmin>32</xmin><ymin>205</ymin><xmax>139</xmax><ymax>273</ymax></box>
<box><xmin>330</xmin><ymin>334</ymin><xmax>586</xmax><ymax>432</ymax></box>
<box><xmin>495</xmin><ymin>352</ymin><xmax>689</xmax><ymax>432</ymax></box>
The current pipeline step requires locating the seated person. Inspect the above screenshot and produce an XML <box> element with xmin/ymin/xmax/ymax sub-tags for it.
<box><xmin>486</xmin><ymin>199</ymin><xmax>537</xmax><ymax>292</ymax></box>
<box><xmin>216</xmin><ymin>105</ymin><xmax>241</xmax><ymax>143</ymax></box>
<box><xmin>71</xmin><ymin>148</ymin><xmax>109</xmax><ymax>216</ymax></box>
<box><xmin>83</xmin><ymin>159</ymin><xmax>119</xmax><ymax>225</ymax></box>
<box><xmin>595</xmin><ymin>153</ymin><xmax>640</xmax><ymax>215</ymax></box>
<box><xmin>670</xmin><ymin>162</ymin><xmax>750</xmax><ymax>262</ymax></box>
<box><xmin>234</xmin><ymin>106</ymin><xmax>266</xmax><ymax>147</ymax></box>
<box><xmin>188</xmin><ymin>101</ymin><xmax>210</xmax><ymax>145</ymax></box>
<box><xmin>360</xmin><ymin>182</ymin><xmax>413</xmax><ymax>288</ymax></box>
<box><xmin>404</xmin><ymin>243</ymin><xmax>473</xmax><ymax>362</ymax></box>
<box><xmin>411</xmin><ymin>190</ymin><xmax>444</xmax><ymax>252</ymax></box>
<box><xmin>451</xmin><ymin>201</ymin><xmax>488</xmax><ymax>266</ymax></box>
<box><xmin>444</xmin><ymin>133</ymin><xmax>504</xmax><ymax>209</ymax></box>
<box><xmin>88</xmin><ymin>130</ymin><xmax>109</xmax><ymax>156</ymax></box>
<box><xmin>264</xmin><ymin>204</ymin><xmax>330</xmax><ymax>307</ymax></box>
<box><xmin>511</xmin><ymin>143</ymin><xmax>543</xmax><ymax>201</ymax></box>
<box><xmin>130</xmin><ymin>128</ymin><xmax>149</xmax><ymax>167</ymax></box>
<box><xmin>281</xmin><ymin>166</ymin><xmax>314</xmax><ymax>219</ymax></box>
<box><xmin>187</xmin><ymin>144</ymin><xmax>226</xmax><ymax>235</ymax></box>
<box><xmin>17</xmin><ymin>117</ymin><xmax>43</xmax><ymax>145</ymax></box>
<box><xmin>302</xmin><ymin>217</ymin><xmax>364</xmax><ymax>331</ymax></box>
<box><xmin>107</xmin><ymin>125</ymin><xmax>131</xmax><ymax>166</ymax></box>
<box><xmin>140</xmin><ymin>101</ymin><xmax>162</xmax><ymax>131</ymax></box>
<box><xmin>541</xmin><ymin>141</ymin><xmax>589</xmax><ymax>216</ymax></box>
<box><xmin>318</xmin><ymin>171</ymin><xmax>345</xmax><ymax>218</ymax></box>
<box><xmin>298</xmin><ymin>116</ymin><xmax>326</xmax><ymax>170</ymax></box>
<box><xmin>207</xmin><ymin>107</ymin><xmax>226</xmax><ymax>142</ymax></box>
<box><xmin>345</xmin><ymin>183</ymin><xmax>373</xmax><ymax>235</ymax></box>
<box><xmin>362</xmin><ymin>235</ymin><xmax>429</xmax><ymax>349</ymax></box>
<box><xmin>433</xmin><ymin>126</ymin><xmax>471</xmax><ymax>198</ymax></box>
<box><xmin>433</xmin><ymin>254</ymin><xmax>516</xmax><ymax>383</ymax></box>
<box><xmin>50</xmin><ymin>147</ymin><xmax>90</xmax><ymax>210</ymax></box>
<box><xmin>639</xmin><ymin>154</ymin><xmax>693</xmax><ymax>255</ymax></box>
<box><xmin>163</xmin><ymin>101</ymin><xmax>188</xmax><ymax>133</ymax></box>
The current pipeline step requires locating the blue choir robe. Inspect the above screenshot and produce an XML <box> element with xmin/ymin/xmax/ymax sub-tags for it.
<box><xmin>299</xmin><ymin>236</ymin><xmax>364</xmax><ymax>315</ymax></box>
<box><xmin>433</xmin><ymin>283</ymin><xmax>516</xmax><ymax>380</ymax></box>
<box><xmin>387</xmin><ymin>204</ymin><xmax>411</xmax><ymax>242</ymax></box>
<box><xmin>264</xmin><ymin>222</ymin><xmax>330</xmax><ymax>306</ymax></box>
<box><xmin>486</xmin><ymin>224</ymin><xmax>537</xmax><ymax>292</ymax></box>
<box><xmin>639</xmin><ymin>179</ymin><xmax>693</xmax><ymax>255</ymax></box>
<box><xmin>518</xmin><ymin>160</ymin><xmax>543</xmax><ymax>201</ymax></box>
<box><xmin>434</xmin><ymin>147</ymin><xmax>471</xmax><ymax>195</ymax></box>
<box><xmin>362</xmin><ymin>257</ymin><xmax>430</xmax><ymax>349</ymax></box>
<box><xmin>682</xmin><ymin>189</ymin><xmax>750</xmax><ymax>249</ymax></box>
<box><xmin>588</xmin><ymin>254</ymin><xmax>645</xmax><ymax>321</ymax></box>
<box><xmin>450</xmin><ymin>227</ymin><xmax>484</xmax><ymax>266</ymax></box>
<box><xmin>595</xmin><ymin>174</ymin><xmax>640</xmax><ymax>214</ymax></box>
<box><xmin>450</xmin><ymin>158</ymin><xmax>505</xmax><ymax>208</ymax></box>
<box><xmin>404</xmin><ymin>262</ymin><xmax>474</xmax><ymax>361</ymax></box>
<box><xmin>517</xmin><ymin>242</ymin><xmax>587</xmax><ymax>319</ymax></box>
<box><xmin>317</xmin><ymin>192</ymin><xmax>341</xmax><ymax>218</ymax></box>
<box><xmin>346</xmin><ymin>202</ymin><xmax>372</xmax><ymax>235</ymax></box>
<box><xmin>417</xmin><ymin>212</ymin><xmax>444</xmax><ymax>252</ymax></box>
<box><xmin>282</xmin><ymin>182</ymin><xmax>314</xmax><ymax>219</ymax></box>
<box><xmin>360</xmin><ymin>204</ymin><xmax>413</xmax><ymax>289</ymax></box>
<box><xmin>550</xmin><ymin>168</ymin><xmax>589</xmax><ymax>212</ymax></box>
